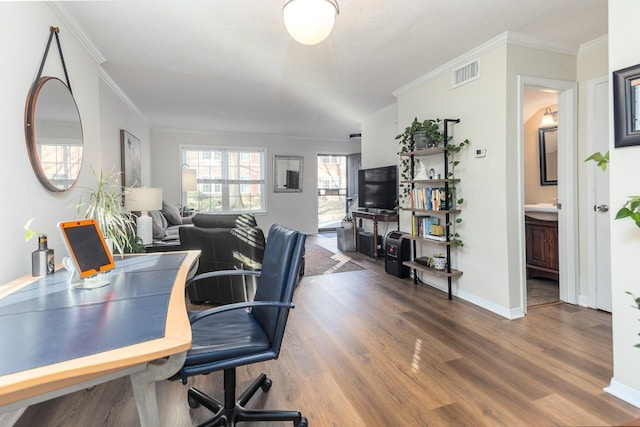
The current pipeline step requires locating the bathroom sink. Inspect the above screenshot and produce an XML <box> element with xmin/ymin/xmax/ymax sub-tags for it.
<box><xmin>524</xmin><ymin>203</ymin><xmax>558</xmax><ymax>221</ymax></box>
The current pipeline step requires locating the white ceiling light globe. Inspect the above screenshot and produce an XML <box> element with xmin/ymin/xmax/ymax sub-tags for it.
<box><xmin>283</xmin><ymin>0</ymin><xmax>338</xmax><ymax>45</ymax></box>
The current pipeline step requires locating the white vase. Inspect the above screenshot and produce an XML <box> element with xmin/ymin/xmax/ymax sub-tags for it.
<box><xmin>433</xmin><ymin>256</ymin><xmax>446</xmax><ymax>270</ymax></box>
<box><xmin>342</xmin><ymin>222</ymin><xmax>353</xmax><ymax>230</ymax></box>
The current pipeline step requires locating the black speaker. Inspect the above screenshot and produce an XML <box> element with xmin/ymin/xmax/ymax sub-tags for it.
<box><xmin>384</xmin><ymin>231</ymin><xmax>410</xmax><ymax>278</ymax></box>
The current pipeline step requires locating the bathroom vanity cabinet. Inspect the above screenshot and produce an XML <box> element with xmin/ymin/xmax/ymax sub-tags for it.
<box><xmin>525</xmin><ymin>216</ymin><xmax>559</xmax><ymax>282</ymax></box>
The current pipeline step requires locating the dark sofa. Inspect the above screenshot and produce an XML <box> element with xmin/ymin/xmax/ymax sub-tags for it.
<box><xmin>179</xmin><ymin>213</ymin><xmax>265</xmax><ymax>304</ymax></box>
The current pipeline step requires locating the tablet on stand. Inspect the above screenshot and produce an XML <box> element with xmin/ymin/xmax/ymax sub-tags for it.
<box><xmin>58</xmin><ymin>219</ymin><xmax>116</xmax><ymax>289</ymax></box>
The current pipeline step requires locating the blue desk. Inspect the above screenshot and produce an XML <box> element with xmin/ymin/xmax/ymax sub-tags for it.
<box><xmin>0</xmin><ymin>251</ymin><xmax>199</xmax><ymax>427</ymax></box>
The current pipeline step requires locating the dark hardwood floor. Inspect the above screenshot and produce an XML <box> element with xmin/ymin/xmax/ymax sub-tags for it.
<box><xmin>15</xmin><ymin>235</ymin><xmax>640</xmax><ymax>426</ymax></box>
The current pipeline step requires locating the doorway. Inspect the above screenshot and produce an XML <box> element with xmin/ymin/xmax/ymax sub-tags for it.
<box><xmin>317</xmin><ymin>154</ymin><xmax>348</xmax><ymax>232</ymax></box>
<box><xmin>518</xmin><ymin>76</ymin><xmax>579</xmax><ymax>314</ymax></box>
<box><xmin>523</xmin><ymin>88</ymin><xmax>560</xmax><ymax>308</ymax></box>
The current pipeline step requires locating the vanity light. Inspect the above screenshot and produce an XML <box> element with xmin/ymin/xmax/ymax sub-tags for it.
<box><xmin>540</xmin><ymin>107</ymin><xmax>557</xmax><ymax>127</ymax></box>
<box><xmin>283</xmin><ymin>0</ymin><xmax>339</xmax><ymax>45</ymax></box>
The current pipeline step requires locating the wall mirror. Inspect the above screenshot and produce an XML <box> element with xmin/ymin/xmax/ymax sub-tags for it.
<box><xmin>274</xmin><ymin>155</ymin><xmax>303</xmax><ymax>192</ymax></box>
<box><xmin>25</xmin><ymin>77</ymin><xmax>84</xmax><ymax>191</ymax></box>
<box><xmin>538</xmin><ymin>126</ymin><xmax>558</xmax><ymax>186</ymax></box>
<box><xmin>613</xmin><ymin>63</ymin><xmax>640</xmax><ymax>147</ymax></box>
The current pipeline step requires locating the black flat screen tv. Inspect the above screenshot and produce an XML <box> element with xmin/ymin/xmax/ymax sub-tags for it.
<box><xmin>357</xmin><ymin>165</ymin><xmax>398</xmax><ymax>210</ymax></box>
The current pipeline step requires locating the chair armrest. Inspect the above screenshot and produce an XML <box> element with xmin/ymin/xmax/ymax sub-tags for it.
<box><xmin>185</xmin><ymin>269</ymin><xmax>261</xmax><ymax>288</ymax></box>
<box><xmin>189</xmin><ymin>301</ymin><xmax>295</xmax><ymax>325</ymax></box>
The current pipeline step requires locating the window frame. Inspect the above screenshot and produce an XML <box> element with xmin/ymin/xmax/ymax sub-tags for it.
<box><xmin>181</xmin><ymin>145</ymin><xmax>266</xmax><ymax>214</ymax></box>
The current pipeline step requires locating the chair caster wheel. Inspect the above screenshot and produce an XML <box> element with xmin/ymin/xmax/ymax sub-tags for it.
<box><xmin>187</xmin><ymin>395</ymin><xmax>201</xmax><ymax>409</ymax></box>
<box><xmin>295</xmin><ymin>417</ymin><xmax>308</xmax><ymax>427</ymax></box>
<box><xmin>261</xmin><ymin>377</ymin><xmax>272</xmax><ymax>392</ymax></box>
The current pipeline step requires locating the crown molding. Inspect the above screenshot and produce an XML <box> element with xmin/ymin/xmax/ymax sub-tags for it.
<box><xmin>394</xmin><ymin>31</ymin><xmax>578</xmax><ymax>97</ymax></box>
<box><xmin>578</xmin><ymin>35</ymin><xmax>608</xmax><ymax>55</ymax></box>
<box><xmin>48</xmin><ymin>2</ymin><xmax>105</xmax><ymax>64</ymax></box>
<box><xmin>98</xmin><ymin>69</ymin><xmax>149</xmax><ymax>127</ymax></box>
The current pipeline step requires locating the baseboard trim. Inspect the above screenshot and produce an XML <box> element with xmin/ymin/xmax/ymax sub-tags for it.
<box><xmin>0</xmin><ymin>408</ymin><xmax>26</xmax><ymax>427</ymax></box>
<box><xmin>605</xmin><ymin>378</ymin><xmax>640</xmax><ymax>408</ymax></box>
<box><xmin>456</xmin><ymin>288</ymin><xmax>524</xmax><ymax>319</ymax></box>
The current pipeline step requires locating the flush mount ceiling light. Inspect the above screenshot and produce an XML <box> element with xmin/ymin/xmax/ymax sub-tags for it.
<box><xmin>540</xmin><ymin>107</ymin><xmax>557</xmax><ymax>127</ymax></box>
<box><xmin>283</xmin><ymin>0</ymin><xmax>339</xmax><ymax>45</ymax></box>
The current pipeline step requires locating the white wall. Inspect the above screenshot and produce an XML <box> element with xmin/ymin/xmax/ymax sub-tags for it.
<box><xmin>150</xmin><ymin>129</ymin><xmax>360</xmax><ymax>235</ymax></box>
<box><xmin>360</xmin><ymin>104</ymin><xmax>398</xmax><ymax>169</ymax></box>
<box><xmin>390</xmin><ymin>34</ymin><xmax>580</xmax><ymax>317</ymax></box>
<box><xmin>0</xmin><ymin>3</ymin><xmax>149</xmax><ymax>284</ymax></box>
<box><xmin>606</xmin><ymin>0</ymin><xmax>640</xmax><ymax>407</ymax></box>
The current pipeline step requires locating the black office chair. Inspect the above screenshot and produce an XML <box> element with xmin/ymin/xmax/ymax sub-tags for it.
<box><xmin>176</xmin><ymin>224</ymin><xmax>308</xmax><ymax>427</ymax></box>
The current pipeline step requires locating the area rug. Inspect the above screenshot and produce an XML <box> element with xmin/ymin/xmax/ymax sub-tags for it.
<box><xmin>303</xmin><ymin>243</ymin><xmax>363</xmax><ymax>276</ymax></box>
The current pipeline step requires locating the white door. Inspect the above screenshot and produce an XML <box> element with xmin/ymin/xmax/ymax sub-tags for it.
<box><xmin>589</xmin><ymin>76</ymin><xmax>612</xmax><ymax>312</ymax></box>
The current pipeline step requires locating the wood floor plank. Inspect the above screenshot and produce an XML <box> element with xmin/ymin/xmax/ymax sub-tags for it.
<box><xmin>13</xmin><ymin>235</ymin><xmax>640</xmax><ymax>426</ymax></box>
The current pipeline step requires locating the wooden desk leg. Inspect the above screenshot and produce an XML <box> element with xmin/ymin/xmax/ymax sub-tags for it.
<box><xmin>130</xmin><ymin>351</ymin><xmax>187</xmax><ymax>427</ymax></box>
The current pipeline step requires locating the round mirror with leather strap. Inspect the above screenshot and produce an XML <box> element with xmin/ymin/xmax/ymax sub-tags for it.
<box><xmin>24</xmin><ymin>76</ymin><xmax>84</xmax><ymax>192</ymax></box>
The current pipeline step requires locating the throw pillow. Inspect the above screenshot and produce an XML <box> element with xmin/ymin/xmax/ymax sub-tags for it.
<box><xmin>148</xmin><ymin>210</ymin><xmax>167</xmax><ymax>240</ymax></box>
<box><xmin>162</xmin><ymin>201</ymin><xmax>183</xmax><ymax>226</ymax></box>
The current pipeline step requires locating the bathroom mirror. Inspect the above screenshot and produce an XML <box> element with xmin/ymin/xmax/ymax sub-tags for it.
<box><xmin>274</xmin><ymin>155</ymin><xmax>303</xmax><ymax>192</ymax></box>
<box><xmin>538</xmin><ymin>126</ymin><xmax>558</xmax><ymax>186</ymax></box>
<box><xmin>25</xmin><ymin>77</ymin><xmax>84</xmax><ymax>191</ymax></box>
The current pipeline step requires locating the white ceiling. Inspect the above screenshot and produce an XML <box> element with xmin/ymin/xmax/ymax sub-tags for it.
<box><xmin>57</xmin><ymin>0</ymin><xmax>607</xmax><ymax>141</ymax></box>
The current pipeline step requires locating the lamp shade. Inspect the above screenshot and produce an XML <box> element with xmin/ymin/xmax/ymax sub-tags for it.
<box><xmin>125</xmin><ymin>187</ymin><xmax>162</xmax><ymax>212</ymax></box>
<box><xmin>283</xmin><ymin>0</ymin><xmax>338</xmax><ymax>45</ymax></box>
<box><xmin>182</xmin><ymin>168</ymin><xmax>197</xmax><ymax>192</ymax></box>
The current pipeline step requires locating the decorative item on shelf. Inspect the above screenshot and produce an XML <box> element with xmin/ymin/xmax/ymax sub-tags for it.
<box><xmin>283</xmin><ymin>0</ymin><xmax>339</xmax><ymax>45</ymax></box>
<box><xmin>124</xmin><ymin>187</ymin><xmax>163</xmax><ymax>246</ymax></box>
<box><xmin>415</xmin><ymin>256</ymin><xmax>433</xmax><ymax>268</ymax></box>
<box><xmin>433</xmin><ymin>253</ymin><xmax>447</xmax><ymax>270</ymax></box>
<box><xmin>77</xmin><ymin>167</ymin><xmax>136</xmax><ymax>255</ymax></box>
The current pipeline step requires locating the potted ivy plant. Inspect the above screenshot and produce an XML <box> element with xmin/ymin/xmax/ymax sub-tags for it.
<box><xmin>76</xmin><ymin>167</ymin><xmax>137</xmax><ymax>255</ymax></box>
<box><xmin>396</xmin><ymin>117</ymin><xmax>444</xmax><ymax>151</ymax></box>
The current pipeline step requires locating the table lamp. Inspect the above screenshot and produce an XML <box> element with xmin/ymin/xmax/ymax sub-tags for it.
<box><xmin>125</xmin><ymin>187</ymin><xmax>162</xmax><ymax>245</ymax></box>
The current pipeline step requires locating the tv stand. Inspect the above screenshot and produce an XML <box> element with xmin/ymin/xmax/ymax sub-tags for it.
<box><xmin>352</xmin><ymin>210</ymin><xmax>399</xmax><ymax>259</ymax></box>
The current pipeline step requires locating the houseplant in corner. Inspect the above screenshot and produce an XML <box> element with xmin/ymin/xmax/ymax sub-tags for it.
<box><xmin>341</xmin><ymin>212</ymin><xmax>354</xmax><ymax>230</ymax></box>
<box><xmin>76</xmin><ymin>167</ymin><xmax>137</xmax><ymax>255</ymax></box>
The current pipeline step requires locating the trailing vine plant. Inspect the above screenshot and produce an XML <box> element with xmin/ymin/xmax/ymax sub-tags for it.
<box><xmin>444</xmin><ymin>138</ymin><xmax>470</xmax><ymax>248</ymax></box>
<box><xmin>395</xmin><ymin>118</ymin><xmax>445</xmax><ymax>207</ymax></box>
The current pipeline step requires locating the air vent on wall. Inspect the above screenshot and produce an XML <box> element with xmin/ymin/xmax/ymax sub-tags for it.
<box><xmin>452</xmin><ymin>59</ymin><xmax>479</xmax><ymax>88</ymax></box>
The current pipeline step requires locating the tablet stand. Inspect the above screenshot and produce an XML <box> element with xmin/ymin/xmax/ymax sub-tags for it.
<box><xmin>63</xmin><ymin>257</ymin><xmax>111</xmax><ymax>289</ymax></box>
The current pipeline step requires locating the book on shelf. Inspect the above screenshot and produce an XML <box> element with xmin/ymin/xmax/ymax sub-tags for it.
<box><xmin>411</xmin><ymin>215</ymin><xmax>440</xmax><ymax>237</ymax></box>
<box><xmin>409</xmin><ymin>187</ymin><xmax>450</xmax><ymax>211</ymax></box>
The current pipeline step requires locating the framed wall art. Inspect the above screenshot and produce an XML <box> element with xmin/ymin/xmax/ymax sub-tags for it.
<box><xmin>120</xmin><ymin>130</ymin><xmax>141</xmax><ymax>187</ymax></box>
<box><xmin>613</xmin><ymin>63</ymin><xmax>640</xmax><ymax>148</ymax></box>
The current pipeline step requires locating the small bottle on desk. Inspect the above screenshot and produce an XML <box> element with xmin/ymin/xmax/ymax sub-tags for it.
<box><xmin>32</xmin><ymin>234</ymin><xmax>54</xmax><ymax>276</ymax></box>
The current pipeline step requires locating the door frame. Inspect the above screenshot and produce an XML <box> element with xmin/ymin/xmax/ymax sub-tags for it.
<box><xmin>517</xmin><ymin>76</ymin><xmax>579</xmax><ymax>314</ymax></box>
<box><xmin>586</xmin><ymin>74</ymin><xmax>610</xmax><ymax>309</ymax></box>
